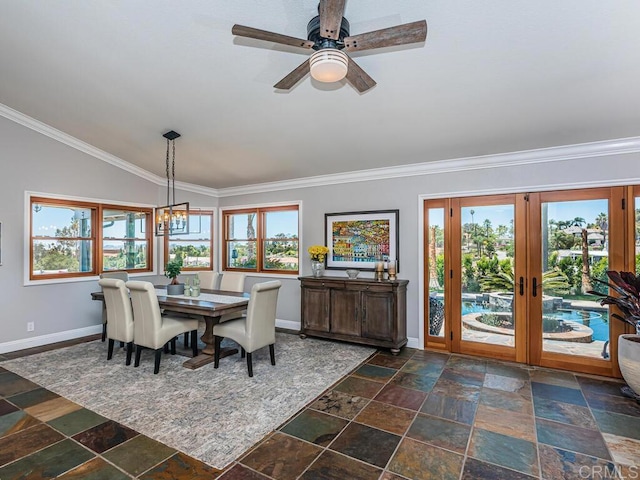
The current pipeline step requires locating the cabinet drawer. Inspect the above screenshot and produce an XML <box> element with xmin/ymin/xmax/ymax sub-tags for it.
<box><xmin>301</xmin><ymin>279</ymin><xmax>345</xmax><ymax>289</ymax></box>
<box><xmin>360</xmin><ymin>283</ymin><xmax>393</xmax><ymax>293</ymax></box>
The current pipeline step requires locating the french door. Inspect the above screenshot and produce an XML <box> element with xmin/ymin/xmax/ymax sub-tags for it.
<box><xmin>424</xmin><ymin>186</ymin><xmax>628</xmax><ymax>376</ymax></box>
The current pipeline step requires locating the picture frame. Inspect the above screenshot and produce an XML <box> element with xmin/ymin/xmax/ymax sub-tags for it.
<box><xmin>324</xmin><ymin>209</ymin><xmax>399</xmax><ymax>271</ymax></box>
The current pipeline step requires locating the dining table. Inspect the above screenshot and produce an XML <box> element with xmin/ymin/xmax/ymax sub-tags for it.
<box><xmin>91</xmin><ymin>286</ymin><xmax>250</xmax><ymax>370</ymax></box>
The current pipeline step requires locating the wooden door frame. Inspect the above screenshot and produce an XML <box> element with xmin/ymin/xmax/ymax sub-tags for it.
<box><xmin>423</xmin><ymin>199</ymin><xmax>451</xmax><ymax>352</ymax></box>
<box><xmin>450</xmin><ymin>194</ymin><xmax>523</xmax><ymax>363</ymax></box>
<box><xmin>528</xmin><ymin>187</ymin><xmax>626</xmax><ymax>377</ymax></box>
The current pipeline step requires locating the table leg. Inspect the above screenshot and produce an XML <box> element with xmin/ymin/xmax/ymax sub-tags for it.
<box><xmin>182</xmin><ymin>315</ymin><xmax>238</xmax><ymax>370</ymax></box>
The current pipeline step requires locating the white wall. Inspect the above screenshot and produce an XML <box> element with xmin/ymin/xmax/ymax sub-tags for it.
<box><xmin>2</xmin><ymin>113</ymin><xmax>640</xmax><ymax>353</ymax></box>
<box><xmin>0</xmin><ymin>116</ymin><xmax>162</xmax><ymax>351</ymax></box>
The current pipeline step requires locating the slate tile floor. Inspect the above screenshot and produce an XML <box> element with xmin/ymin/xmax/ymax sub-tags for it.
<box><xmin>2</xmin><ymin>339</ymin><xmax>640</xmax><ymax>479</ymax></box>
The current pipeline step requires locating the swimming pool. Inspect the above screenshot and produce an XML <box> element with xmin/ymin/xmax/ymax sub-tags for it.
<box><xmin>462</xmin><ymin>302</ymin><xmax>610</xmax><ymax>341</ymax></box>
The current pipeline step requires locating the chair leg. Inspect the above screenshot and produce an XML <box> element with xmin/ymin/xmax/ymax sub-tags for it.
<box><xmin>164</xmin><ymin>343</ymin><xmax>169</xmax><ymax>354</ymax></box>
<box><xmin>107</xmin><ymin>339</ymin><xmax>114</xmax><ymax>360</ymax></box>
<box><xmin>183</xmin><ymin>332</ymin><xmax>190</xmax><ymax>349</ymax></box>
<box><xmin>241</xmin><ymin>347</ymin><xmax>246</xmax><ymax>358</ymax></box>
<box><xmin>102</xmin><ymin>323</ymin><xmax>107</xmax><ymax>342</ymax></box>
<box><xmin>170</xmin><ymin>338</ymin><xmax>176</xmax><ymax>355</ymax></box>
<box><xmin>125</xmin><ymin>342</ymin><xmax>133</xmax><ymax>366</ymax></box>
<box><xmin>191</xmin><ymin>330</ymin><xmax>198</xmax><ymax>357</ymax></box>
<box><xmin>269</xmin><ymin>344</ymin><xmax>276</xmax><ymax>366</ymax></box>
<box><xmin>213</xmin><ymin>335</ymin><xmax>222</xmax><ymax>368</ymax></box>
<box><xmin>134</xmin><ymin>345</ymin><xmax>143</xmax><ymax>367</ymax></box>
<box><xmin>154</xmin><ymin>349</ymin><xmax>162</xmax><ymax>374</ymax></box>
<box><xmin>246</xmin><ymin>352</ymin><xmax>253</xmax><ymax>377</ymax></box>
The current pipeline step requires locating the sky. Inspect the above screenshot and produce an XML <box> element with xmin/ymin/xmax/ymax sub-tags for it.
<box><xmin>33</xmin><ymin>205</ymin><xmax>296</xmax><ymax>239</ymax></box>
<box><xmin>430</xmin><ymin>199</ymin><xmax>609</xmax><ymax>229</ymax></box>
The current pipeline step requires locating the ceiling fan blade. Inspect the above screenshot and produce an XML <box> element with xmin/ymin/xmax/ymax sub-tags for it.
<box><xmin>346</xmin><ymin>57</ymin><xmax>376</xmax><ymax>93</ymax></box>
<box><xmin>343</xmin><ymin>20</ymin><xmax>427</xmax><ymax>52</ymax></box>
<box><xmin>319</xmin><ymin>0</ymin><xmax>346</xmax><ymax>40</ymax></box>
<box><xmin>274</xmin><ymin>59</ymin><xmax>311</xmax><ymax>90</ymax></box>
<box><xmin>232</xmin><ymin>24</ymin><xmax>314</xmax><ymax>49</ymax></box>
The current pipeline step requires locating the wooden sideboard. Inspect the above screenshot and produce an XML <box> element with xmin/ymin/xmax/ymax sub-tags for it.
<box><xmin>299</xmin><ymin>276</ymin><xmax>408</xmax><ymax>354</ymax></box>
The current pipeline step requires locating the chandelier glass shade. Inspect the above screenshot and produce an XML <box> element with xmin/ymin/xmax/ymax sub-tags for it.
<box><xmin>155</xmin><ymin>130</ymin><xmax>190</xmax><ymax>236</ymax></box>
<box><xmin>309</xmin><ymin>48</ymin><xmax>349</xmax><ymax>83</ymax></box>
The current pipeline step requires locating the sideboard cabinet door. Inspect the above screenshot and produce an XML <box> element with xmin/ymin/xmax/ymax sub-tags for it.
<box><xmin>331</xmin><ymin>289</ymin><xmax>361</xmax><ymax>337</ymax></box>
<box><xmin>362</xmin><ymin>290</ymin><xmax>393</xmax><ymax>341</ymax></box>
<box><xmin>301</xmin><ymin>285</ymin><xmax>330</xmax><ymax>332</ymax></box>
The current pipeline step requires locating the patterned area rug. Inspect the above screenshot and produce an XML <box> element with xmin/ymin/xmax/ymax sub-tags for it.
<box><xmin>2</xmin><ymin>331</ymin><xmax>374</xmax><ymax>469</ymax></box>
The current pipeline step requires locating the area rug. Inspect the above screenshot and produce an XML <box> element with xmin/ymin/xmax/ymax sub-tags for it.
<box><xmin>1</xmin><ymin>332</ymin><xmax>375</xmax><ymax>469</ymax></box>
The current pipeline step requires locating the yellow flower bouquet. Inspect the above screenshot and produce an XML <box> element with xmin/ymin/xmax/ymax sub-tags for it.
<box><xmin>308</xmin><ymin>245</ymin><xmax>329</xmax><ymax>262</ymax></box>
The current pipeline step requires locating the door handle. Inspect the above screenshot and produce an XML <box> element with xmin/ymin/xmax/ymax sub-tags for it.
<box><xmin>532</xmin><ymin>277</ymin><xmax>538</xmax><ymax>297</ymax></box>
<box><xmin>519</xmin><ymin>277</ymin><xmax>524</xmax><ymax>296</ymax></box>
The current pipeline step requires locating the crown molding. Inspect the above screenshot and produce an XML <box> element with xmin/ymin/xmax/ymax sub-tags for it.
<box><xmin>4</xmin><ymin>102</ymin><xmax>640</xmax><ymax>199</ymax></box>
<box><xmin>217</xmin><ymin>136</ymin><xmax>640</xmax><ymax>197</ymax></box>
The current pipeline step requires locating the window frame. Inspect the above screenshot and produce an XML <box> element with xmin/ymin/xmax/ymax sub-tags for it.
<box><xmin>29</xmin><ymin>195</ymin><xmax>154</xmax><ymax>282</ymax></box>
<box><xmin>163</xmin><ymin>210</ymin><xmax>215</xmax><ymax>272</ymax></box>
<box><xmin>100</xmin><ymin>203</ymin><xmax>154</xmax><ymax>274</ymax></box>
<box><xmin>222</xmin><ymin>204</ymin><xmax>299</xmax><ymax>275</ymax></box>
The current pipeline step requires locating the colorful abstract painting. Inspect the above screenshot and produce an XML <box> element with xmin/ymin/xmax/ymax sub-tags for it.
<box><xmin>325</xmin><ymin>210</ymin><xmax>399</xmax><ymax>271</ymax></box>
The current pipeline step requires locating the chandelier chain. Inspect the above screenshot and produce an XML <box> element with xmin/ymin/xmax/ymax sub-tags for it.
<box><xmin>172</xmin><ymin>139</ymin><xmax>176</xmax><ymax>205</ymax></box>
<box><xmin>165</xmin><ymin>138</ymin><xmax>171</xmax><ymax>206</ymax></box>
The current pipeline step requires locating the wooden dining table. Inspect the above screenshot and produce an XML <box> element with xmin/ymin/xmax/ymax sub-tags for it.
<box><xmin>91</xmin><ymin>286</ymin><xmax>249</xmax><ymax>370</ymax></box>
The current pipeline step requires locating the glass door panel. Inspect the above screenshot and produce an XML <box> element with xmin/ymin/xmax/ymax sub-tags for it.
<box><xmin>425</xmin><ymin>205</ymin><xmax>446</xmax><ymax>343</ymax></box>
<box><xmin>460</xmin><ymin>204</ymin><xmax>515</xmax><ymax>347</ymax></box>
<box><xmin>539</xmin><ymin>198</ymin><xmax>610</xmax><ymax>359</ymax></box>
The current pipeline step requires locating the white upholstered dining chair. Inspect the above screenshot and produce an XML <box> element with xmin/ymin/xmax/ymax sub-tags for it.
<box><xmin>99</xmin><ymin>271</ymin><xmax>129</xmax><ymax>342</ymax></box>
<box><xmin>213</xmin><ymin>280</ymin><xmax>281</xmax><ymax>377</ymax></box>
<box><xmin>218</xmin><ymin>272</ymin><xmax>246</xmax><ymax>323</ymax></box>
<box><xmin>126</xmin><ymin>281</ymin><xmax>199</xmax><ymax>374</ymax></box>
<box><xmin>197</xmin><ymin>271</ymin><xmax>219</xmax><ymax>290</ymax></box>
<box><xmin>98</xmin><ymin>278</ymin><xmax>134</xmax><ymax>365</ymax></box>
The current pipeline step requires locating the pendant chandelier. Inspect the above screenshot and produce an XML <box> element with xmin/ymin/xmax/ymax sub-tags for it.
<box><xmin>155</xmin><ymin>130</ymin><xmax>189</xmax><ymax>236</ymax></box>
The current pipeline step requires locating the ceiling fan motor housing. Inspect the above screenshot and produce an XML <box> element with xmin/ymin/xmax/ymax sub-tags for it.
<box><xmin>307</xmin><ymin>15</ymin><xmax>350</xmax><ymax>50</ymax></box>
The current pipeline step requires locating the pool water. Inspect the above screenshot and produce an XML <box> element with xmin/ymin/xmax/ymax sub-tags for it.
<box><xmin>462</xmin><ymin>303</ymin><xmax>610</xmax><ymax>342</ymax></box>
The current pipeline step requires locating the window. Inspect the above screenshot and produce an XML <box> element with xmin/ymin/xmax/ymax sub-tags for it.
<box><xmin>30</xmin><ymin>196</ymin><xmax>153</xmax><ymax>280</ymax></box>
<box><xmin>164</xmin><ymin>211</ymin><xmax>214</xmax><ymax>271</ymax></box>
<box><xmin>102</xmin><ymin>206</ymin><xmax>153</xmax><ymax>272</ymax></box>
<box><xmin>223</xmin><ymin>205</ymin><xmax>299</xmax><ymax>274</ymax></box>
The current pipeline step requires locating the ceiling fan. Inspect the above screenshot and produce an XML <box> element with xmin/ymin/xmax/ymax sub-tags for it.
<box><xmin>232</xmin><ymin>0</ymin><xmax>427</xmax><ymax>93</ymax></box>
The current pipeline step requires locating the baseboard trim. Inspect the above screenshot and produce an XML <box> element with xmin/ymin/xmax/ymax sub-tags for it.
<box><xmin>276</xmin><ymin>319</ymin><xmax>301</xmax><ymax>332</ymax></box>
<box><xmin>0</xmin><ymin>325</ymin><xmax>103</xmax><ymax>354</ymax></box>
<box><xmin>0</xmin><ymin>323</ymin><xmax>421</xmax><ymax>355</ymax></box>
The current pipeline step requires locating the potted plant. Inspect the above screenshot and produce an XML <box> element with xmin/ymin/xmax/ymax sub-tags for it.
<box><xmin>165</xmin><ymin>256</ymin><xmax>184</xmax><ymax>295</ymax></box>
<box><xmin>589</xmin><ymin>271</ymin><xmax>640</xmax><ymax>401</ymax></box>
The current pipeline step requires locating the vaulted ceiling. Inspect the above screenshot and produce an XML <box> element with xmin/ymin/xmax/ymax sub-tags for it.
<box><xmin>1</xmin><ymin>1</ymin><xmax>639</xmax><ymax>189</ymax></box>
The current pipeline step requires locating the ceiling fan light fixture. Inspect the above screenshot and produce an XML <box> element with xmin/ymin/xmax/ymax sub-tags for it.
<box><xmin>309</xmin><ymin>48</ymin><xmax>348</xmax><ymax>83</ymax></box>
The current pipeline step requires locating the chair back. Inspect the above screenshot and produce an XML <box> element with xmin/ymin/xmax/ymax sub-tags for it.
<box><xmin>126</xmin><ymin>281</ymin><xmax>164</xmax><ymax>349</ymax></box>
<box><xmin>197</xmin><ymin>271</ymin><xmax>219</xmax><ymax>290</ymax></box>
<box><xmin>219</xmin><ymin>272</ymin><xmax>246</xmax><ymax>292</ymax></box>
<box><xmin>244</xmin><ymin>280</ymin><xmax>281</xmax><ymax>352</ymax></box>
<box><xmin>100</xmin><ymin>271</ymin><xmax>130</xmax><ymax>282</ymax></box>
<box><xmin>98</xmin><ymin>278</ymin><xmax>134</xmax><ymax>342</ymax></box>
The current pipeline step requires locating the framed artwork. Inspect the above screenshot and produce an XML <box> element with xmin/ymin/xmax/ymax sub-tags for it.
<box><xmin>325</xmin><ymin>209</ymin><xmax>399</xmax><ymax>271</ymax></box>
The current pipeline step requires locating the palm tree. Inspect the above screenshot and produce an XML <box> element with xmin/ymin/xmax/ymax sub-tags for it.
<box><xmin>595</xmin><ymin>212</ymin><xmax>608</xmax><ymax>247</ymax></box>
<box><xmin>479</xmin><ymin>263</ymin><xmax>570</xmax><ymax>295</ymax></box>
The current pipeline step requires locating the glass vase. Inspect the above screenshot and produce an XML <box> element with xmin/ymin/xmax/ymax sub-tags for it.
<box><xmin>310</xmin><ymin>260</ymin><xmax>324</xmax><ymax>278</ymax></box>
